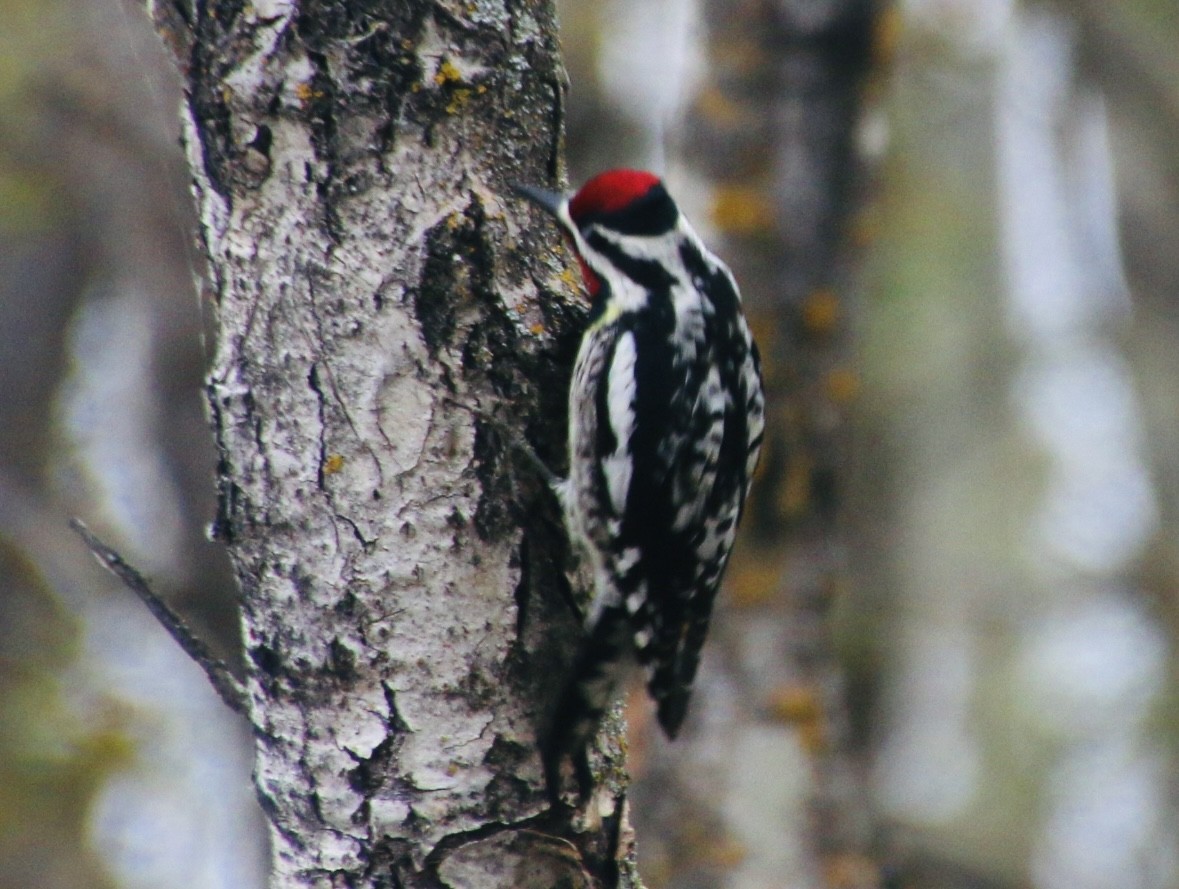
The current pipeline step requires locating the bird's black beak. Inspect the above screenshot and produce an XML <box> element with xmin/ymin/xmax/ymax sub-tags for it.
<box><xmin>512</xmin><ymin>183</ymin><xmax>565</xmax><ymax>218</ymax></box>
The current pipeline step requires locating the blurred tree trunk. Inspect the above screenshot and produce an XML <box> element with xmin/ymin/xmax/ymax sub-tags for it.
<box><xmin>1068</xmin><ymin>0</ymin><xmax>1179</xmax><ymax>562</ymax></box>
<box><xmin>148</xmin><ymin>2</ymin><xmax>638</xmax><ymax>887</ymax></box>
<box><xmin>632</xmin><ymin>1</ymin><xmax>887</xmax><ymax>887</ymax></box>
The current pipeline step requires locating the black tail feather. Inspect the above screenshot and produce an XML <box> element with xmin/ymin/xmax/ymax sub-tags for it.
<box><xmin>654</xmin><ymin>685</ymin><xmax>690</xmax><ymax>739</ymax></box>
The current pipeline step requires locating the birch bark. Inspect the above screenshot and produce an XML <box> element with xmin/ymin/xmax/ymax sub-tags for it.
<box><xmin>148</xmin><ymin>2</ymin><xmax>636</xmax><ymax>886</ymax></box>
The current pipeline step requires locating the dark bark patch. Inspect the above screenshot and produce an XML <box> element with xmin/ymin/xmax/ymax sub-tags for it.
<box><xmin>482</xmin><ymin>772</ymin><xmax>534</xmax><ymax>821</ymax></box>
<box><xmin>471</xmin><ymin>419</ymin><xmax>512</xmax><ymax>543</ymax></box>
<box><xmin>347</xmin><ymin>735</ymin><xmax>395</xmax><ymax>794</ymax></box>
<box><xmin>327</xmin><ymin>637</ymin><xmax>359</xmax><ymax>680</ymax></box>
<box><xmin>188</xmin><ymin>43</ymin><xmax>236</xmax><ymax>196</ymax></box>
<box><xmin>413</xmin><ymin>233</ymin><xmax>459</xmax><ymax>359</ymax></box>
<box><xmin>483</xmin><ymin>736</ymin><xmax>536</xmax><ymax>815</ymax></box>
<box><xmin>209</xmin><ymin>458</ymin><xmax>242</xmax><ymax>544</ymax></box>
<box><xmin>249</xmin><ymin>640</ymin><xmax>282</xmax><ymax>677</ymax></box>
<box><xmin>364</xmin><ymin>836</ymin><xmax>415</xmax><ymax>887</ymax></box>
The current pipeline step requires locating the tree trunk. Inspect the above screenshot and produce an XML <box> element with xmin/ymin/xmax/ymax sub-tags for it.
<box><xmin>148</xmin><ymin>2</ymin><xmax>637</xmax><ymax>886</ymax></box>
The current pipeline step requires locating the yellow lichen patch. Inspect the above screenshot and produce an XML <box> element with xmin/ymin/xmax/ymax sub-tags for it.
<box><xmin>711</xmin><ymin>184</ymin><xmax>774</xmax><ymax>236</ymax></box>
<box><xmin>558</xmin><ymin>266</ymin><xmax>581</xmax><ymax>293</ymax></box>
<box><xmin>801</xmin><ymin>287</ymin><xmax>841</xmax><ymax>335</ymax></box>
<box><xmin>445</xmin><ymin>88</ymin><xmax>472</xmax><ymax>114</ymax></box>
<box><xmin>293</xmin><ymin>82</ymin><xmax>325</xmax><ymax>105</ymax></box>
<box><xmin>768</xmin><ymin>683</ymin><xmax>826</xmax><ymax>752</ymax></box>
<box><xmin>825</xmin><ymin>368</ymin><xmax>860</xmax><ymax>404</ymax></box>
<box><xmin>434</xmin><ymin>59</ymin><xmax>463</xmax><ymax>86</ymax></box>
<box><xmin>323</xmin><ymin>453</ymin><xmax>345</xmax><ymax>475</ymax></box>
<box><xmin>529</xmin><ymin>321</ymin><xmax>545</xmax><ymax>336</ymax></box>
<box><xmin>823</xmin><ymin>852</ymin><xmax>881</xmax><ymax>889</ymax></box>
<box><xmin>430</xmin><ymin>60</ymin><xmax>477</xmax><ymax>114</ymax></box>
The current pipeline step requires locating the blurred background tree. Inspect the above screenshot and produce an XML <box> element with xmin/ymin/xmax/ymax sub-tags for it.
<box><xmin>0</xmin><ymin>1</ymin><xmax>261</xmax><ymax>887</ymax></box>
<box><xmin>1</xmin><ymin>0</ymin><xmax>1178</xmax><ymax>888</ymax></box>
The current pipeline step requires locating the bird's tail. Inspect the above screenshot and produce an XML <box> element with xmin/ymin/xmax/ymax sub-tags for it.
<box><xmin>648</xmin><ymin>603</ymin><xmax>715</xmax><ymax>739</ymax></box>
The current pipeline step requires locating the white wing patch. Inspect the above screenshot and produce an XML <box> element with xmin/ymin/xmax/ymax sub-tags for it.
<box><xmin>603</xmin><ymin>331</ymin><xmax>637</xmax><ymax>516</ymax></box>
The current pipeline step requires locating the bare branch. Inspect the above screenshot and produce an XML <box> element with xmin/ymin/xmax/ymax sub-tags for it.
<box><xmin>70</xmin><ymin>517</ymin><xmax>249</xmax><ymax>716</ymax></box>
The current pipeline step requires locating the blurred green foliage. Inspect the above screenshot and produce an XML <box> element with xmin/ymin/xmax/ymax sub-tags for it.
<box><xmin>0</xmin><ymin>538</ymin><xmax>121</xmax><ymax>889</ymax></box>
<box><xmin>0</xmin><ymin>1</ymin><xmax>70</xmax><ymax>233</ymax></box>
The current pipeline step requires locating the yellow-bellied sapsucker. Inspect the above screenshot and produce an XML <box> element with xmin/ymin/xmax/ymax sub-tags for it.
<box><xmin>516</xmin><ymin>170</ymin><xmax>765</xmax><ymax>805</ymax></box>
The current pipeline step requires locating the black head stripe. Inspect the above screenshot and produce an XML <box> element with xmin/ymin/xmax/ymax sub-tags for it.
<box><xmin>577</xmin><ymin>183</ymin><xmax>678</xmax><ymax>237</ymax></box>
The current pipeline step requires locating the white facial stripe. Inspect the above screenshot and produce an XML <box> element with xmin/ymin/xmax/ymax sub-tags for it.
<box><xmin>557</xmin><ymin>198</ymin><xmax>578</xmax><ymax>237</ymax></box>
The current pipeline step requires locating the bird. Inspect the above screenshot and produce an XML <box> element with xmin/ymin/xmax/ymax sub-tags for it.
<box><xmin>514</xmin><ymin>169</ymin><xmax>764</xmax><ymax>804</ymax></box>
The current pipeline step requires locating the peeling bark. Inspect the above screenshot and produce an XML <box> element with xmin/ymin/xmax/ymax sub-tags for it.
<box><xmin>147</xmin><ymin>1</ymin><xmax>637</xmax><ymax>886</ymax></box>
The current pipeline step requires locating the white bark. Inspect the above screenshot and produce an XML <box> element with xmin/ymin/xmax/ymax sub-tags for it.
<box><xmin>148</xmin><ymin>2</ymin><xmax>638</xmax><ymax>886</ymax></box>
